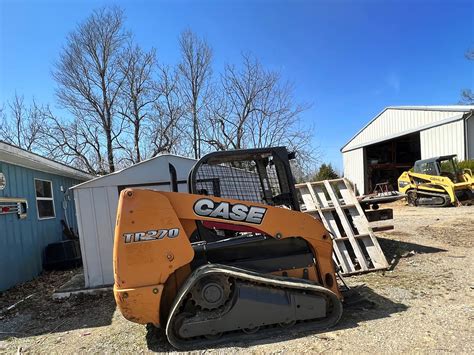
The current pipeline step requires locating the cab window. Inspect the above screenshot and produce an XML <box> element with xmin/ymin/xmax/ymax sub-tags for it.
<box><xmin>419</xmin><ymin>162</ymin><xmax>437</xmax><ymax>175</ymax></box>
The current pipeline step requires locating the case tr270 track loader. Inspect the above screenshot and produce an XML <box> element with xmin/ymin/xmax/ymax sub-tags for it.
<box><xmin>113</xmin><ymin>147</ymin><xmax>344</xmax><ymax>349</ymax></box>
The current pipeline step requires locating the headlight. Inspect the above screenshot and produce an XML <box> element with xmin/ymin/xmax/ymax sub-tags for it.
<box><xmin>398</xmin><ymin>181</ymin><xmax>409</xmax><ymax>188</ymax></box>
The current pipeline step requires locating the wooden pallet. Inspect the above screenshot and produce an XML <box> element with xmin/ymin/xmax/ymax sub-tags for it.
<box><xmin>296</xmin><ymin>178</ymin><xmax>389</xmax><ymax>275</ymax></box>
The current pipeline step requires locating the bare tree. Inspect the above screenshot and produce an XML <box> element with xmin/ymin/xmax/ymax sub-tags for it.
<box><xmin>0</xmin><ymin>93</ymin><xmax>46</xmax><ymax>151</ymax></box>
<box><xmin>40</xmin><ymin>106</ymin><xmax>106</xmax><ymax>174</ymax></box>
<box><xmin>204</xmin><ymin>54</ymin><xmax>278</xmax><ymax>150</ymax></box>
<box><xmin>116</xmin><ymin>54</ymin><xmax>186</xmax><ymax>165</ymax></box>
<box><xmin>149</xmin><ymin>65</ymin><xmax>186</xmax><ymax>156</ymax></box>
<box><xmin>178</xmin><ymin>30</ymin><xmax>213</xmax><ymax>159</ymax></box>
<box><xmin>53</xmin><ymin>7</ymin><xmax>129</xmax><ymax>173</ymax></box>
<box><xmin>460</xmin><ymin>48</ymin><xmax>474</xmax><ymax>104</ymax></box>
<box><xmin>203</xmin><ymin>53</ymin><xmax>316</xmax><ymax>170</ymax></box>
<box><xmin>117</xmin><ymin>45</ymin><xmax>158</xmax><ymax>164</ymax></box>
<box><xmin>1</xmin><ymin>9</ymin><xmax>319</xmax><ymax>175</ymax></box>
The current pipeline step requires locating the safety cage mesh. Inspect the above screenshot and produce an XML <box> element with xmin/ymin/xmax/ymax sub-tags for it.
<box><xmin>192</xmin><ymin>153</ymin><xmax>295</xmax><ymax>208</ymax></box>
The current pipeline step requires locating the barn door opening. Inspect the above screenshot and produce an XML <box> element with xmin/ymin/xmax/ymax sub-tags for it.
<box><xmin>364</xmin><ymin>133</ymin><xmax>421</xmax><ymax>193</ymax></box>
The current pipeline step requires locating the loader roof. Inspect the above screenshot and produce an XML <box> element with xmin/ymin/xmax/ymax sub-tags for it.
<box><xmin>415</xmin><ymin>154</ymin><xmax>457</xmax><ymax>165</ymax></box>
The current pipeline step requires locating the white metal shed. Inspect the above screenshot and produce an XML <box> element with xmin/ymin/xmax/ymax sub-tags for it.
<box><xmin>341</xmin><ymin>106</ymin><xmax>474</xmax><ymax>195</ymax></box>
<box><xmin>72</xmin><ymin>154</ymin><xmax>196</xmax><ymax>288</ymax></box>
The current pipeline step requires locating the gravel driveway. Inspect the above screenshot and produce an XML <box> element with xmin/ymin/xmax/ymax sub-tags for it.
<box><xmin>1</xmin><ymin>203</ymin><xmax>473</xmax><ymax>353</ymax></box>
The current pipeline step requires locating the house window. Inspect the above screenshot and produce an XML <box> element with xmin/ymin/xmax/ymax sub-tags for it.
<box><xmin>34</xmin><ymin>179</ymin><xmax>55</xmax><ymax>219</ymax></box>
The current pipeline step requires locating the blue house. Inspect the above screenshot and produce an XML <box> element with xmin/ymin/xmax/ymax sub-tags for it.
<box><xmin>0</xmin><ymin>141</ymin><xmax>91</xmax><ymax>291</ymax></box>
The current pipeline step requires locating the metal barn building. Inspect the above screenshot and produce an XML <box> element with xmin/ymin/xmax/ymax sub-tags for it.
<box><xmin>72</xmin><ymin>154</ymin><xmax>196</xmax><ymax>288</ymax></box>
<box><xmin>0</xmin><ymin>141</ymin><xmax>91</xmax><ymax>291</ymax></box>
<box><xmin>341</xmin><ymin>106</ymin><xmax>474</xmax><ymax>195</ymax></box>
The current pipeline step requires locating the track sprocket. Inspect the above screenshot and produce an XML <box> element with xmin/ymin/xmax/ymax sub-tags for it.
<box><xmin>190</xmin><ymin>274</ymin><xmax>231</xmax><ymax>310</ymax></box>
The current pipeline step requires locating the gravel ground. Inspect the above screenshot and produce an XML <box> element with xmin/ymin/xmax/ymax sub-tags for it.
<box><xmin>1</xmin><ymin>203</ymin><xmax>473</xmax><ymax>353</ymax></box>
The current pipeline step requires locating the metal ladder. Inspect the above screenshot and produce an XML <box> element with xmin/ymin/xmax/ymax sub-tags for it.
<box><xmin>296</xmin><ymin>178</ymin><xmax>389</xmax><ymax>275</ymax></box>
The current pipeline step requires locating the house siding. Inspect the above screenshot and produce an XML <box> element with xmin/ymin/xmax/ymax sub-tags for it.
<box><xmin>0</xmin><ymin>161</ymin><xmax>84</xmax><ymax>291</ymax></box>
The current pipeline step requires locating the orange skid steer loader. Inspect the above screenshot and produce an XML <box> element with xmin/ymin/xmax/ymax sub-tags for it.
<box><xmin>113</xmin><ymin>147</ymin><xmax>343</xmax><ymax>349</ymax></box>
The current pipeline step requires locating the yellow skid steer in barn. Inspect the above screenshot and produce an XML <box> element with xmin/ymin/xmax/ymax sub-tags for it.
<box><xmin>113</xmin><ymin>147</ymin><xmax>344</xmax><ymax>349</ymax></box>
<box><xmin>398</xmin><ymin>155</ymin><xmax>473</xmax><ymax>207</ymax></box>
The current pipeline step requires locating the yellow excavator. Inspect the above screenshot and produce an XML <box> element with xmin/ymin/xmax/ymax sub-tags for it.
<box><xmin>113</xmin><ymin>147</ymin><xmax>343</xmax><ymax>349</ymax></box>
<box><xmin>398</xmin><ymin>154</ymin><xmax>473</xmax><ymax>207</ymax></box>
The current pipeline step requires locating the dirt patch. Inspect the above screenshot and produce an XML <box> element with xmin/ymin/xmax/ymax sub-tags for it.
<box><xmin>420</xmin><ymin>220</ymin><xmax>473</xmax><ymax>247</ymax></box>
<box><xmin>1</xmin><ymin>205</ymin><xmax>473</xmax><ymax>353</ymax></box>
<box><xmin>0</xmin><ymin>270</ymin><xmax>76</xmax><ymax>312</ymax></box>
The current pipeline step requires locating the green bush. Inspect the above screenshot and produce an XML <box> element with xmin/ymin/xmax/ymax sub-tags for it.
<box><xmin>439</xmin><ymin>158</ymin><xmax>474</xmax><ymax>173</ymax></box>
<box><xmin>458</xmin><ymin>159</ymin><xmax>474</xmax><ymax>171</ymax></box>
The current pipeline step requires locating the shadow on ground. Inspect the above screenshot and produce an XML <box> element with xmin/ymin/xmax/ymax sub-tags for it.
<box><xmin>377</xmin><ymin>237</ymin><xmax>447</xmax><ymax>271</ymax></box>
<box><xmin>145</xmin><ymin>284</ymin><xmax>407</xmax><ymax>351</ymax></box>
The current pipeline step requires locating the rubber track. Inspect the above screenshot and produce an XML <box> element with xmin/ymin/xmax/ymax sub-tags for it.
<box><xmin>165</xmin><ymin>264</ymin><xmax>343</xmax><ymax>350</ymax></box>
<box><xmin>411</xmin><ymin>190</ymin><xmax>451</xmax><ymax>207</ymax></box>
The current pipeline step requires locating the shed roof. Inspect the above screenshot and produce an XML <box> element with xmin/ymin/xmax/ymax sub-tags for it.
<box><xmin>0</xmin><ymin>140</ymin><xmax>92</xmax><ymax>181</ymax></box>
<box><xmin>341</xmin><ymin>105</ymin><xmax>474</xmax><ymax>153</ymax></box>
<box><xmin>72</xmin><ymin>153</ymin><xmax>197</xmax><ymax>189</ymax></box>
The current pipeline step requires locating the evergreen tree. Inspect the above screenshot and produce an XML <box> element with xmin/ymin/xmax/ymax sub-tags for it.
<box><xmin>314</xmin><ymin>163</ymin><xmax>339</xmax><ymax>181</ymax></box>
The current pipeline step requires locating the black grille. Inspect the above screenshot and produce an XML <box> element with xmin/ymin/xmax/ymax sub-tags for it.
<box><xmin>195</xmin><ymin>162</ymin><xmax>267</xmax><ymax>204</ymax></box>
<box><xmin>191</xmin><ymin>148</ymin><xmax>297</xmax><ymax>209</ymax></box>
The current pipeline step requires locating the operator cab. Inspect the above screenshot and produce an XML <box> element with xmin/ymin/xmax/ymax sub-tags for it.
<box><xmin>186</xmin><ymin>147</ymin><xmax>313</xmax><ymax>274</ymax></box>
<box><xmin>413</xmin><ymin>154</ymin><xmax>460</xmax><ymax>182</ymax></box>
<box><xmin>188</xmin><ymin>146</ymin><xmax>300</xmax><ymax>211</ymax></box>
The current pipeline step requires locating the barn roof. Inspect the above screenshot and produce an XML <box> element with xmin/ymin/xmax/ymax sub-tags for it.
<box><xmin>341</xmin><ymin>105</ymin><xmax>474</xmax><ymax>153</ymax></box>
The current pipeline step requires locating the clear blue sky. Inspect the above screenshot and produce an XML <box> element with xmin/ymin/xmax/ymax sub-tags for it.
<box><xmin>1</xmin><ymin>0</ymin><xmax>473</xmax><ymax>170</ymax></box>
